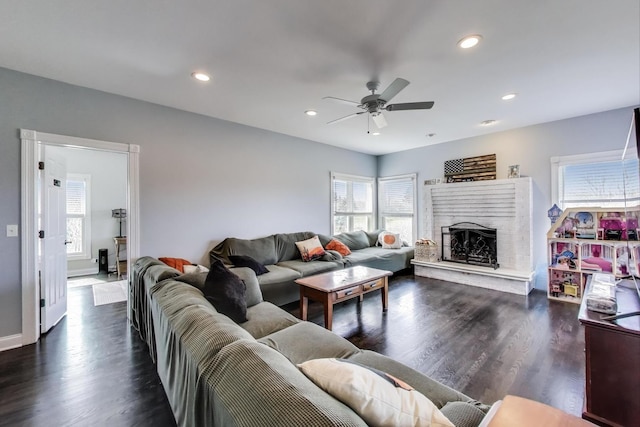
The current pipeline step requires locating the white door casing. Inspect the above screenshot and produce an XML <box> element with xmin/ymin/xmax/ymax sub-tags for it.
<box><xmin>21</xmin><ymin>129</ymin><xmax>140</xmax><ymax>346</ymax></box>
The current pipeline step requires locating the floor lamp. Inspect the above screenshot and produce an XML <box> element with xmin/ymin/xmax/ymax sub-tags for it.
<box><xmin>112</xmin><ymin>208</ymin><xmax>127</xmax><ymax>238</ymax></box>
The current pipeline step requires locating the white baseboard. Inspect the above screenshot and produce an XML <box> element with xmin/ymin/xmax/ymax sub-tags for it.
<box><xmin>0</xmin><ymin>334</ymin><xmax>23</xmax><ymax>352</ymax></box>
<box><xmin>68</xmin><ymin>267</ymin><xmax>100</xmax><ymax>277</ymax></box>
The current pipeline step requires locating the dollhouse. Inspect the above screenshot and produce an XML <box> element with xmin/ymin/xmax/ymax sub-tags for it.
<box><xmin>546</xmin><ymin>207</ymin><xmax>640</xmax><ymax>303</ymax></box>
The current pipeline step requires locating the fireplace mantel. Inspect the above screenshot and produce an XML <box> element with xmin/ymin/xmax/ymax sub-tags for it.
<box><xmin>414</xmin><ymin>178</ymin><xmax>535</xmax><ymax>295</ymax></box>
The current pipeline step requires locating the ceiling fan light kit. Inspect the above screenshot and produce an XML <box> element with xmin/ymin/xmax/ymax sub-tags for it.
<box><xmin>324</xmin><ymin>77</ymin><xmax>434</xmax><ymax>131</ymax></box>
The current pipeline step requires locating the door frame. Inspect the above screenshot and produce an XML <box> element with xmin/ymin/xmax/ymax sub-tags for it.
<box><xmin>20</xmin><ymin>129</ymin><xmax>140</xmax><ymax>345</ymax></box>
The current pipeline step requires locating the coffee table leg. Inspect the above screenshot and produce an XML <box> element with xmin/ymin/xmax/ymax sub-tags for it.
<box><xmin>323</xmin><ymin>296</ymin><xmax>333</xmax><ymax>330</ymax></box>
<box><xmin>300</xmin><ymin>288</ymin><xmax>308</xmax><ymax>321</ymax></box>
<box><xmin>381</xmin><ymin>277</ymin><xmax>388</xmax><ymax>312</ymax></box>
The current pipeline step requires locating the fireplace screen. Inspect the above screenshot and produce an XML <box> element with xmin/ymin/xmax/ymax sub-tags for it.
<box><xmin>441</xmin><ymin>222</ymin><xmax>499</xmax><ymax>269</ymax></box>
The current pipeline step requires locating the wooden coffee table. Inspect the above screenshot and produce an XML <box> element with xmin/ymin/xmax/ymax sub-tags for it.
<box><xmin>295</xmin><ymin>266</ymin><xmax>392</xmax><ymax>330</ymax></box>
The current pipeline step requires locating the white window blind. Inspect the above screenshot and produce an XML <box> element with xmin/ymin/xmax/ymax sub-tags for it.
<box><xmin>66</xmin><ymin>174</ymin><xmax>91</xmax><ymax>259</ymax></box>
<box><xmin>558</xmin><ymin>157</ymin><xmax>639</xmax><ymax>209</ymax></box>
<box><xmin>378</xmin><ymin>174</ymin><xmax>417</xmax><ymax>243</ymax></box>
<box><xmin>331</xmin><ymin>173</ymin><xmax>375</xmax><ymax>234</ymax></box>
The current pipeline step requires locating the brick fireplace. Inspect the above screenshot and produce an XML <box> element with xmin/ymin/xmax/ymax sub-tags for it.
<box><xmin>412</xmin><ymin>178</ymin><xmax>535</xmax><ymax>295</ymax></box>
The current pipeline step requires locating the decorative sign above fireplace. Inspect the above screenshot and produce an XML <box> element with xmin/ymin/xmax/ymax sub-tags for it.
<box><xmin>441</xmin><ymin>222</ymin><xmax>499</xmax><ymax>269</ymax></box>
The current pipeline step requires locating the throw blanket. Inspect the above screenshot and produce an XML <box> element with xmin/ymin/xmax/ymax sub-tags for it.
<box><xmin>130</xmin><ymin>256</ymin><xmax>172</xmax><ymax>362</ymax></box>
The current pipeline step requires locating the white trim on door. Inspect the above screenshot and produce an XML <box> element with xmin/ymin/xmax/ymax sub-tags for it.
<box><xmin>20</xmin><ymin>129</ymin><xmax>140</xmax><ymax>346</ymax></box>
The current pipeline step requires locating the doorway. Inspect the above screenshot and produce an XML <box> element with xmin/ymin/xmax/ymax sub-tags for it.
<box><xmin>20</xmin><ymin>129</ymin><xmax>140</xmax><ymax>346</ymax></box>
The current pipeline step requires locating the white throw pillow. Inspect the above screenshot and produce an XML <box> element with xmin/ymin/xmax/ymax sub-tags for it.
<box><xmin>378</xmin><ymin>231</ymin><xmax>402</xmax><ymax>249</ymax></box>
<box><xmin>298</xmin><ymin>358</ymin><xmax>454</xmax><ymax>427</ymax></box>
<box><xmin>295</xmin><ymin>235</ymin><xmax>326</xmax><ymax>262</ymax></box>
<box><xmin>183</xmin><ymin>264</ymin><xmax>210</xmax><ymax>274</ymax></box>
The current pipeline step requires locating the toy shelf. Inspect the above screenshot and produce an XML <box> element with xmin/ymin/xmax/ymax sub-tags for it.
<box><xmin>546</xmin><ymin>207</ymin><xmax>640</xmax><ymax>303</ymax></box>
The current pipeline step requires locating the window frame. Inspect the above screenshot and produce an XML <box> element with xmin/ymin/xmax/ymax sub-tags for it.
<box><xmin>330</xmin><ymin>172</ymin><xmax>376</xmax><ymax>235</ymax></box>
<box><xmin>551</xmin><ymin>149</ymin><xmax>639</xmax><ymax>209</ymax></box>
<box><xmin>377</xmin><ymin>173</ymin><xmax>418</xmax><ymax>244</ymax></box>
<box><xmin>66</xmin><ymin>173</ymin><xmax>92</xmax><ymax>260</ymax></box>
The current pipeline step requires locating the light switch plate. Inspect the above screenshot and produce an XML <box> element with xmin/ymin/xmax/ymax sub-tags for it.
<box><xmin>7</xmin><ymin>224</ymin><xmax>18</xmax><ymax>237</ymax></box>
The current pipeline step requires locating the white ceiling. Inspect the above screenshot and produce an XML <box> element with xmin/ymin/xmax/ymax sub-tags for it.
<box><xmin>1</xmin><ymin>0</ymin><xmax>638</xmax><ymax>155</ymax></box>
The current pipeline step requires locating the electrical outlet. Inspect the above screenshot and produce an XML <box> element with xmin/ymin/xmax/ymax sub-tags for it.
<box><xmin>91</xmin><ymin>258</ymin><xmax>98</xmax><ymax>263</ymax></box>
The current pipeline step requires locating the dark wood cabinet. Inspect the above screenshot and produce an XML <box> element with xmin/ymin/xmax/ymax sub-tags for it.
<box><xmin>579</xmin><ymin>279</ymin><xmax>640</xmax><ymax>426</ymax></box>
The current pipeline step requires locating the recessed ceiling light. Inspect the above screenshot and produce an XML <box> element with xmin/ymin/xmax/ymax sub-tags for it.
<box><xmin>458</xmin><ymin>34</ymin><xmax>482</xmax><ymax>49</ymax></box>
<box><xmin>480</xmin><ymin>119</ymin><xmax>497</xmax><ymax>126</ymax></box>
<box><xmin>371</xmin><ymin>131</ymin><xmax>380</xmax><ymax>136</ymax></box>
<box><xmin>426</xmin><ymin>133</ymin><xmax>436</xmax><ymax>138</ymax></box>
<box><xmin>501</xmin><ymin>93</ymin><xmax>517</xmax><ymax>101</ymax></box>
<box><xmin>191</xmin><ymin>72</ymin><xmax>211</xmax><ymax>82</ymax></box>
<box><xmin>305</xmin><ymin>110</ymin><xmax>317</xmax><ymax>116</ymax></box>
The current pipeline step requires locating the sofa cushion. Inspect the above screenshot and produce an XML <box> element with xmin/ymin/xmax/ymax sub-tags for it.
<box><xmin>229</xmin><ymin>267</ymin><xmax>263</xmax><ymax>307</ymax></box>
<box><xmin>295</xmin><ymin>235</ymin><xmax>327</xmax><ymax>262</ymax></box>
<box><xmin>259</xmin><ymin>321</ymin><xmax>360</xmax><ymax>364</ymax></box>
<box><xmin>335</xmin><ymin>230</ymin><xmax>371</xmax><ymax>250</ymax></box>
<box><xmin>257</xmin><ymin>264</ymin><xmax>302</xmax><ymax>285</ymax></box>
<box><xmin>346</xmin><ymin>350</ymin><xmax>489</xmax><ymax>413</ymax></box>
<box><xmin>274</xmin><ymin>231</ymin><xmax>316</xmax><ymax>261</ymax></box>
<box><xmin>201</xmin><ymin>259</ymin><xmax>247</xmax><ymax>323</ymax></box>
<box><xmin>440</xmin><ymin>401</ymin><xmax>489</xmax><ymax>427</ymax></box>
<box><xmin>210</xmin><ymin>235</ymin><xmax>278</xmax><ymax>266</ymax></box>
<box><xmin>364</xmin><ymin>229</ymin><xmax>383</xmax><ymax>247</ymax></box>
<box><xmin>298</xmin><ymin>358</ymin><xmax>455</xmax><ymax>427</ymax></box>
<box><xmin>276</xmin><ymin>259</ymin><xmax>342</xmax><ymax>277</ymax></box>
<box><xmin>228</xmin><ymin>254</ymin><xmax>269</xmax><ymax>275</ymax></box>
<box><xmin>201</xmin><ymin>339</ymin><xmax>368</xmax><ymax>427</ymax></box>
<box><xmin>241</xmin><ymin>301</ymin><xmax>301</xmax><ymax>339</ymax></box>
<box><xmin>325</xmin><ymin>238</ymin><xmax>352</xmax><ymax>256</ymax></box>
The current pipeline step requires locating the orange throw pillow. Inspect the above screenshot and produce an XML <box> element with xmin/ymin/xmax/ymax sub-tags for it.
<box><xmin>159</xmin><ymin>257</ymin><xmax>193</xmax><ymax>273</ymax></box>
<box><xmin>325</xmin><ymin>239</ymin><xmax>352</xmax><ymax>256</ymax></box>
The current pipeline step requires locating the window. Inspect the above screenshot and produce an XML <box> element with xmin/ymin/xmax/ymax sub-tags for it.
<box><xmin>66</xmin><ymin>173</ymin><xmax>91</xmax><ymax>259</ymax></box>
<box><xmin>552</xmin><ymin>150</ymin><xmax>639</xmax><ymax>209</ymax></box>
<box><xmin>331</xmin><ymin>173</ymin><xmax>375</xmax><ymax>234</ymax></box>
<box><xmin>378</xmin><ymin>174</ymin><xmax>417</xmax><ymax>243</ymax></box>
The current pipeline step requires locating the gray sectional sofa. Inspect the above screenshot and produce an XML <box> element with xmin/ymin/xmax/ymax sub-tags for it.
<box><xmin>210</xmin><ymin>230</ymin><xmax>415</xmax><ymax>306</ymax></box>
<box><xmin>132</xmin><ymin>256</ymin><xmax>491</xmax><ymax>427</ymax></box>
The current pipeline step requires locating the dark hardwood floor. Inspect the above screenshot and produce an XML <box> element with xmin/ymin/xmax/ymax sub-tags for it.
<box><xmin>0</xmin><ymin>283</ymin><xmax>175</xmax><ymax>427</ymax></box>
<box><xmin>0</xmin><ymin>272</ymin><xmax>586</xmax><ymax>426</ymax></box>
<box><xmin>284</xmin><ymin>271</ymin><xmax>586</xmax><ymax>417</ymax></box>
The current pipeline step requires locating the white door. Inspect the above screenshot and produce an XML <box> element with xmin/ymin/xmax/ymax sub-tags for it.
<box><xmin>40</xmin><ymin>145</ymin><xmax>68</xmax><ymax>333</ymax></box>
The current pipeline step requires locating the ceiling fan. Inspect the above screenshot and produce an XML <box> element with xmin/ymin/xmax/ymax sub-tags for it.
<box><xmin>323</xmin><ymin>78</ymin><xmax>434</xmax><ymax>129</ymax></box>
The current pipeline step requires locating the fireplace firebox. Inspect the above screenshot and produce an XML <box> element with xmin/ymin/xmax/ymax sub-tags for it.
<box><xmin>441</xmin><ymin>222</ymin><xmax>499</xmax><ymax>269</ymax></box>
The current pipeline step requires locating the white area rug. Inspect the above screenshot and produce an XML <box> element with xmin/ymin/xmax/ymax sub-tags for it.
<box><xmin>68</xmin><ymin>276</ymin><xmax>107</xmax><ymax>288</ymax></box>
<box><xmin>92</xmin><ymin>280</ymin><xmax>127</xmax><ymax>306</ymax></box>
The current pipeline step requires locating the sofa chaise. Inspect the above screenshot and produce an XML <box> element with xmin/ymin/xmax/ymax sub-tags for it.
<box><xmin>132</xmin><ymin>256</ymin><xmax>491</xmax><ymax>427</ymax></box>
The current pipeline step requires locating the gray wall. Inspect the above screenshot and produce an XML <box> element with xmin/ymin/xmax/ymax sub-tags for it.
<box><xmin>0</xmin><ymin>67</ymin><xmax>376</xmax><ymax>338</ymax></box>
<box><xmin>378</xmin><ymin>107</ymin><xmax>636</xmax><ymax>289</ymax></box>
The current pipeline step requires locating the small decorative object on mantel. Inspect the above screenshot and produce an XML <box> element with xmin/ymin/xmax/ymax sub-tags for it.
<box><xmin>414</xmin><ymin>239</ymin><xmax>438</xmax><ymax>262</ymax></box>
<box><xmin>444</xmin><ymin>154</ymin><xmax>496</xmax><ymax>183</ymax></box>
<box><xmin>508</xmin><ymin>164</ymin><xmax>520</xmax><ymax>178</ymax></box>
<box><xmin>547</xmin><ymin>204</ymin><xmax>563</xmax><ymax>225</ymax></box>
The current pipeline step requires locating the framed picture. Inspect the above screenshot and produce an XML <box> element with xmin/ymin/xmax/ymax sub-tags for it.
<box><xmin>508</xmin><ymin>164</ymin><xmax>520</xmax><ymax>178</ymax></box>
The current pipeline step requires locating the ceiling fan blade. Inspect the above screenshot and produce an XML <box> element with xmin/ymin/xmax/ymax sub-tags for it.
<box><xmin>327</xmin><ymin>111</ymin><xmax>364</xmax><ymax>125</ymax></box>
<box><xmin>322</xmin><ymin>96</ymin><xmax>360</xmax><ymax>106</ymax></box>
<box><xmin>371</xmin><ymin>113</ymin><xmax>387</xmax><ymax>129</ymax></box>
<box><xmin>378</xmin><ymin>78</ymin><xmax>409</xmax><ymax>102</ymax></box>
<box><xmin>385</xmin><ymin>101</ymin><xmax>434</xmax><ymax>111</ymax></box>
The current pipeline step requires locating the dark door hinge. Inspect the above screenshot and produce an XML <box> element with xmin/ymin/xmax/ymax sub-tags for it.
<box><xmin>39</xmin><ymin>230</ymin><xmax>44</xmax><ymax>238</ymax></box>
<box><xmin>40</xmin><ymin>299</ymin><xmax>45</xmax><ymax>308</ymax></box>
<box><xmin>38</xmin><ymin>161</ymin><xmax>44</xmax><ymax>170</ymax></box>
